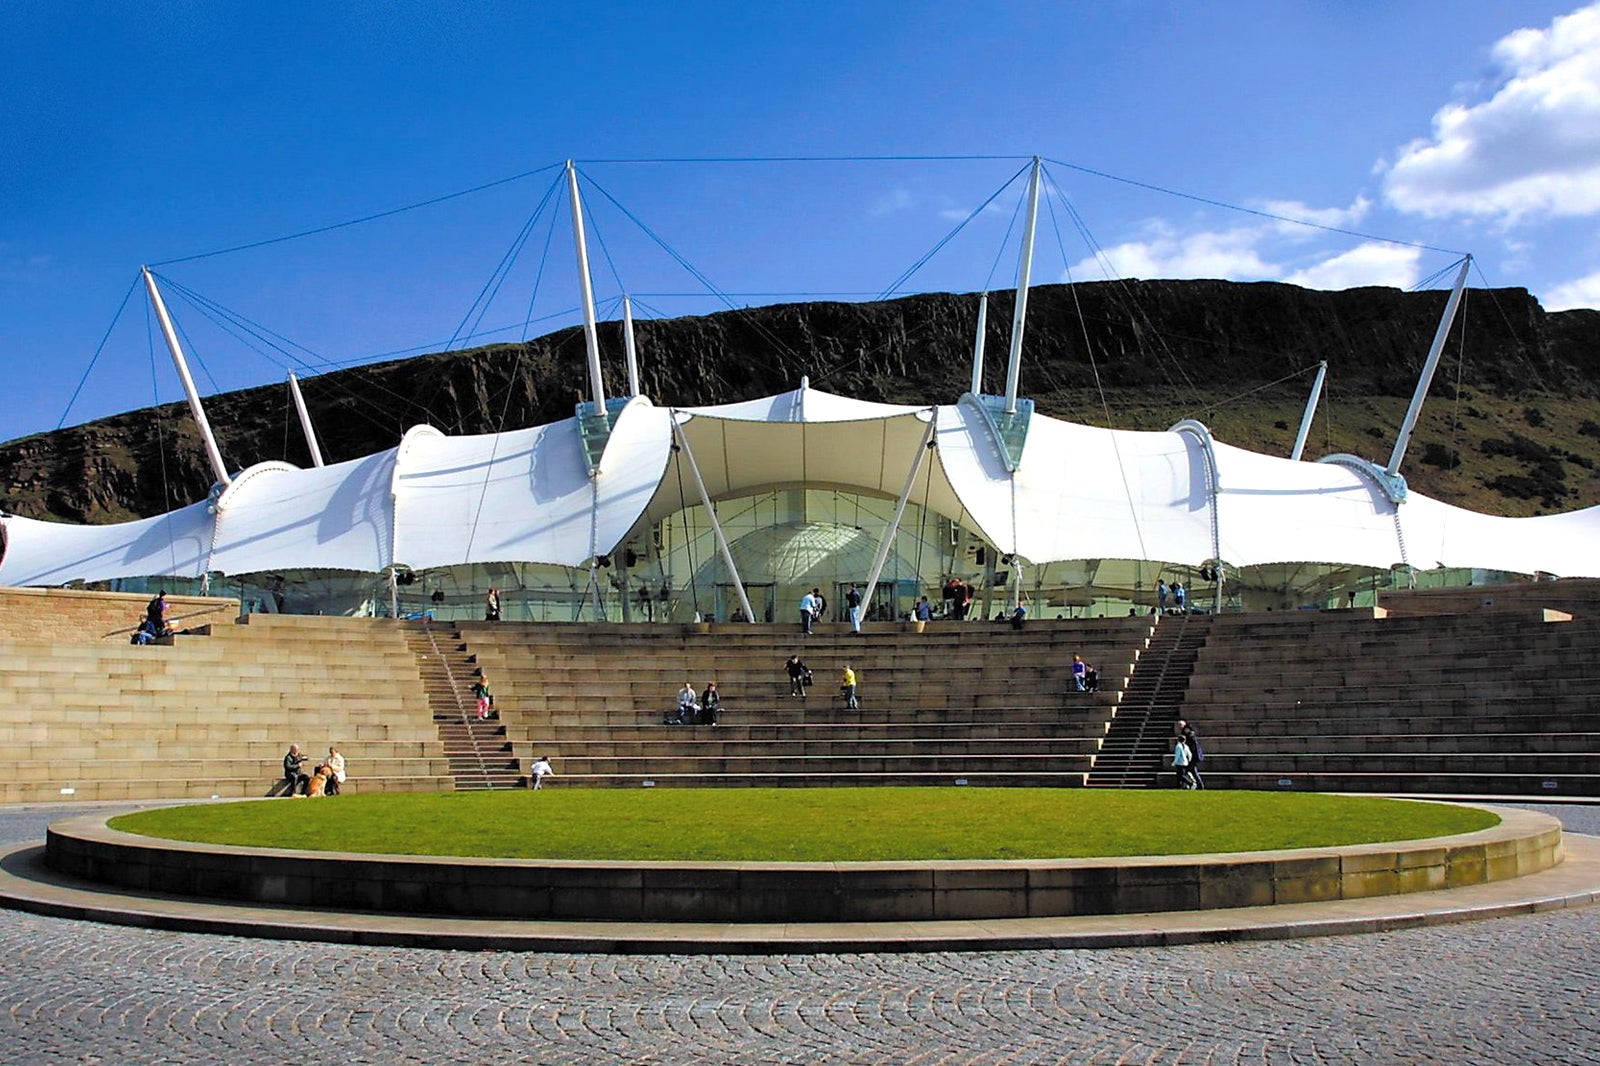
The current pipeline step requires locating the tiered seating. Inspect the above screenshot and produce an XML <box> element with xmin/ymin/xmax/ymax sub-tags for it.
<box><xmin>1377</xmin><ymin>578</ymin><xmax>1600</xmax><ymax>620</ymax></box>
<box><xmin>0</xmin><ymin>612</ymin><xmax>452</xmax><ymax>802</ymax></box>
<box><xmin>460</xmin><ymin>618</ymin><xmax>1152</xmax><ymax>787</ymax></box>
<box><xmin>1186</xmin><ymin>610</ymin><xmax>1600</xmax><ymax>795</ymax></box>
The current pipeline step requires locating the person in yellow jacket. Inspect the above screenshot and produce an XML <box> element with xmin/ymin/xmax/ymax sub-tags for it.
<box><xmin>840</xmin><ymin>664</ymin><xmax>859</xmax><ymax>709</ymax></box>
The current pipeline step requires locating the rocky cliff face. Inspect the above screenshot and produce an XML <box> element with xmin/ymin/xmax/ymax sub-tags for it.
<box><xmin>4</xmin><ymin>281</ymin><xmax>1599</xmax><ymax>523</ymax></box>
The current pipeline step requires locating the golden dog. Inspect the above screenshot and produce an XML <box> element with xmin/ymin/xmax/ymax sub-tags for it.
<box><xmin>306</xmin><ymin>766</ymin><xmax>330</xmax><ymax>798</ymax></box>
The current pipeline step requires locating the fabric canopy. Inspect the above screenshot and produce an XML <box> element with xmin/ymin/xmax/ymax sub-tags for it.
<box><xmin>5</xmin><ymin>384</ymin><xmax>1600</xmax><ymax>585</ymax></box>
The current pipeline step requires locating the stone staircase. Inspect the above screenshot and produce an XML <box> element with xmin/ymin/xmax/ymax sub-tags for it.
<box><xmin>1086</xmin><ymin>612</ymin><xmax>1211</xmax><ymax>788</ymax></box>
<box><xmin>404</xmin><ymin>620</ymin><xmax>523</xmax><ymax>790</ymax></box>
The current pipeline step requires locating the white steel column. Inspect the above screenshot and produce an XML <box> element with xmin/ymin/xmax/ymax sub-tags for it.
<box><xmin>566</xmin><ymin>160</ymin><xmax>607</xmax><ymax>412</ymax></box>
<box><xmin>671</xmin><ymin>417</ymin><xmax>756</xmax><ymax>624</ymax></box>
<box><xmin>1003</xmin><ymin>157</ymin><xmax>1042</xmax><ymax>414</ymax></box>
<box><xmin>969</xmin><ymin>292</ymin><xmax>989</xmax><ymax>394</ymax></box>
<box><xmin>861</xmin><ymin>414</ymin><xmax>938</xmax><ymax>624</ymax></box>
<box><xmin>1290</xmin><ymin>361</ymin><xmax>1328</xmax><ymax>461</ymax></box>
<box><xmin>142</xmin><ymin>267</ymin><xmax>231</xmax><ymax>486</ymax></box>
<box><xmin>1387</xmin><ymin>256</ymin><xmax>1472</xmax><ymax>477</ymax></box>
<box><xmin>622</xmin><ymin>295</ymin><xmax>642</xmax><ymax>398</ymax></box>
<box><xmin>287</xmin><ymin>373</ymin><xmax>326</xmax><ymax>467</ymax></box>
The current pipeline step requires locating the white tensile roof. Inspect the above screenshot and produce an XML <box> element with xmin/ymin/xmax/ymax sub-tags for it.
<box><xmin>4</xmin><ymin>384</ymin><xmax>1599</xmax><ymax>584</ymax></box>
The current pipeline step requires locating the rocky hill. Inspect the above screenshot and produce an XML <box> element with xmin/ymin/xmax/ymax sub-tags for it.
<box><xmin>4</xmin><ymin>280</ymin><xmax>1600</xmax><ymax>523</ymax></box>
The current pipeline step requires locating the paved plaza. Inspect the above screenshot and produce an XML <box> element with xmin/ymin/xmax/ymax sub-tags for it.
<box><xmin>0</xmin><ymin>804</ymin><xmax>1596</xmax><ymax>1065</ymax></box>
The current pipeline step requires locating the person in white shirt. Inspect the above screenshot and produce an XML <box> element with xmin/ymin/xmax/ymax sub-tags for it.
<box><xmin>324</xmin><ymin>746</ymin><xmax>346</xmax><ymax>796</ymax></box>
<box><xmin>798</xmin><ymin>590</ymin><xmax>817</xmax><ymax>634</ymax></box>
<box><xmin>529</xmin><ymin>755</ymin><xmax>556</xmax><ymax>790</ymax></box>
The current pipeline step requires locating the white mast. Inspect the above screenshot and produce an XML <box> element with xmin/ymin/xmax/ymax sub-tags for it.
<box><xmin>566</xmin><ymin>160</ymin><xmax>607</xmax><ymax>412</ymax></box>
<box><xmin>671</xmin><ymin>417</ymin><xmax>756</xmax><ymax>624</ymax></box>
<box><xmin>1003</xmin><ymin>157</ymin><xmax>1043</xmax><ymax>414</ymax></box>
<box><xmin>1387</xmin><ymin>256</ymin><xmax>1472</xmax><ymax>477</ymax></box>
<box><xmin>622</xmin><ymin>294</ymin><xmax>642</xmax><ymax>398</ymax></box>
<box><xmin>1290</xmin><ymin>361</ymin><xmax>1328</xmax><ymax>461</ymax></box>
<box><xmin>287</xmin><ymin>373</ymin><xmax>326</xmax><ymax>467</ymax></box>
<box><xmin>860</xmin><ymin>414</ymin><xmax>938</xmax><ymax>626</ymax></box>
<box><xmin>969</xmin><ymin>292</ymin><xmax>989</xmax><ymax>395</ymax></box>
<box><xmin>142</xmin><ymin>266</ymin><xmax>230</xmax><ymax>487</ymax></box>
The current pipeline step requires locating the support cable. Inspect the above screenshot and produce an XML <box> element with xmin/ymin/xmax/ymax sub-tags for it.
<box><xmin>1041</xmin><ymin>156</ymin><xmax>1467</xmax><ymax>256</ymax></box>
<box><xmin>57</xmin><ymin>273</ymin><xmax>142</xmax><ymax>431</ymax></box>
<box><xmin>151</xmin><ymin>162</ymin><xmax>564</xmax><ymax>266</ymax></box>
<box><xmin>875</xmin><ymin>161</ymin><xmax>1031</xmax><ymax>300</ymax></box>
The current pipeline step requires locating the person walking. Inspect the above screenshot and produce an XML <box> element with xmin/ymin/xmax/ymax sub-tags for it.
<box><xmin>840</xmin><ymin>664</ymin><xmax>859</xmax><ymax>709</ymax></box>
<box><xmin>471</xmin><ymin>675</ymin><xmax>494</xmax><ymax>720</ymax></box>
<box><xmin>1172</xmin><ymin>734</ymin><xmax>1194</xmax><ymax>789</ymax></box>
<box><xmin>1156</xmin><ymin>579</ymin><xmax>1169</xmax><ymax>614</ymax></box>
<box><xmin>1178</xmin><ymin>719</ymin><xmax>1205</xmax><ymax>789</ymax></box>
<box><xmin>529</xmin><ymin>755</ymin><xmax>556</xmax><ymax>789</ymax></box>
<box><xmin>785</xmin><ymin>654</ymin><xmax>811</xmax><ymax>698</ymax></box>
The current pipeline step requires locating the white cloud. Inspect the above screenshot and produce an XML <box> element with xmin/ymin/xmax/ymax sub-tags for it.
<box><xmin>1259</xmin><ymin>197</ymin><xmax>1372</xmax><ymax>235</ymax></box>
<box><xmin>1384</xmin><ymin>3</ymin><xmax>1600</xmax><ymax>221</ymax></box>
<box><xmin>939</xmin><ymin>199</ymin><xmax>1010</xmax><ymax>222</ymax></box>
<box><xmin>1282</xmin><ymin>243</ymin><xmax>1422</xmax><ymax>290</ymax></box>
<box><xmin>1066</xmin><ymin>223</ymin><xmax>1279</xmax><ymax>282</ymax></box>
<box><xmin>1543</xmin><ymin>267</ymin><xmax>1600</xmax><ymax>309</ymax></box>
<box><xmin>869</xmin><ymin>188</ymin><xmax>915</xmax><ymax>217</ymax></box>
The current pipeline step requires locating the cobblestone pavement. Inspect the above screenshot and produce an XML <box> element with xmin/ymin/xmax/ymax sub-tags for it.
<box><xmin>0</xmin><ymin>804</ymin><xmax>1596</xmax><ymax>1065</ymax></box>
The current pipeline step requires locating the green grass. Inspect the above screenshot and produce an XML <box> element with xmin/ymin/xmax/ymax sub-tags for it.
<box><xmin>107</xmin><ymin>789</ymin><xmax>1498</xmax><ymax>862</ymax></box>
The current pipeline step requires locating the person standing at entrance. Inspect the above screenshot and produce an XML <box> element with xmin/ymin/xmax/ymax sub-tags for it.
<box><xmin>799</xmin><ymin>589</ymin><xmax>817</xmax><ymax>634</ymax></box>
<box><xmin>485</xmin><ymin>587</ymin><xmax>502</xmax><ymax>622</ymax></box>
<box><xmin>846</xmin><ymin>583</ymin><xmax>864</xmax><ymax>634</ymax></box>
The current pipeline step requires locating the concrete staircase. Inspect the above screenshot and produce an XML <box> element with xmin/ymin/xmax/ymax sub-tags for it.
<box><xmin>1187</xmin><ymin>609</ymin><xmax>1600</xmax><ymax>795</ymax></box>
<box><xmin>461</xmin><ymin>618</ymin><xmax>1154</xmax><ymax>788</ymax></box>
<box><xmin>404</xmin><ymin>620</ymin><xmax>523</xmax><ymax>790</ymax></box>
<box><xmin>1086</xmin><ymin>612</ymin><xmax>1211</xmax><ymax>788</ymax></box>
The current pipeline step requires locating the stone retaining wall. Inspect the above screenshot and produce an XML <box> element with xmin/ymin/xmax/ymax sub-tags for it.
<box><xmin>45</xmin><ymin>805</ymin><xmax>1561</xmax><ymax>923</ymax></box>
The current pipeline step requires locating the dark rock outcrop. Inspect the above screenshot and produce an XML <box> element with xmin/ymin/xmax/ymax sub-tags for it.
<box><xmin>4</xmin><ymin>281</ymin><xmax>1598</xmax><ymax>523</ymax></box>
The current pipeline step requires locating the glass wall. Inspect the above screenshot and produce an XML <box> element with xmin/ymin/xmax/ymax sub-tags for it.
<box><xmin>82</xmin><ymin>490</ymin><xmax>1530</xmax><ymax>622</ymax></box>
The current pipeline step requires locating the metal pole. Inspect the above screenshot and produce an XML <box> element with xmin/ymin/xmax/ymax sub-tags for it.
<box><xmin>1004</xmin><ymin>157</ymin><xmax>1042</xmax><ymax>414</ymax></box>
<box><xmin>566</xmin><ymin>161</ymin><xmax>607</xmax><ymax>412</ymax></box>
<box><xmin>1290</xmin><ymin>361</ymin><xmax>1328</xmax><ymax>461</ymax></box>
<box><xmin>672</xmin><ymin>417</ymin><xmax>756</xmax><ymax>624</ymax></box>
<box><xmin>287</xmin><ymin>373</ymin><xmax>326</xmax><ymax>467</ymax></box>
<box><xmin>622</xmin><ymin>295</ymin><xmax>642</xmax><ymax>398</ymax></box>
<box><xmin>142</xmin><ymin>267</ymin><xmax>230</xmax><ymax>486</ymax></box>
<box><xmin>969</xmin><ymin>292</ymin><xmax>989</xmax><ymax>395</ymax></box>
<box><xmin>861</xmin><ymin>414</ymin><xmax>938</xmax><ymax>624</ymax></box>
<box><xmin>1387</xmin><ymin>256</ymin><xmax>1472</xmax><ymax>477</ymax></box>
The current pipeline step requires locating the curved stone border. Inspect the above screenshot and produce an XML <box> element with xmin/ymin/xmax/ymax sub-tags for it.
<box><xmin>45</xmin><ymin>804</ymin><xmax>1562</xmax><ymax>924</ymax></box>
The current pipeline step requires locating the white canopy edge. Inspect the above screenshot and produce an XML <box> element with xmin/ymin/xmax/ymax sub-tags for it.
<box><xmin>5</xmin><ymin>385</ymin><xmax>1600</xmax><ymax>586</ymax></box>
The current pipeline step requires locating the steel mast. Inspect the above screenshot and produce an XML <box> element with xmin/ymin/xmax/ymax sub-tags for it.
<box><xmin>142</xmin><ymin>267</ymin><xmax>230</xmax><ymax>487</ymax></box>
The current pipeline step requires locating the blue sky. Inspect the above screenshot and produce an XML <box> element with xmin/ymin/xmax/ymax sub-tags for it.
<box><xmin>4</xmin><ymin>1</ymin><xmax>1599</xmax><ymax>446</ymax></box>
